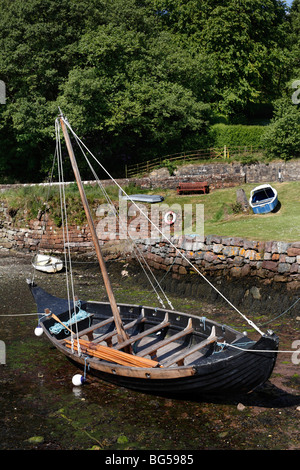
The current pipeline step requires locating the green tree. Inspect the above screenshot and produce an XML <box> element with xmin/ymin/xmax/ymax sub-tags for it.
<box><xmin>0</xmin><ymin>0</ymin><xmax>212</xmax><ymax>181</ymax></box>
<box><xmin>57</xmin><ymin>24</ymin><xmax>213</xmax><ymax>165</ymax></box>
<box><xmin>154</xmin><ymin>0</ymin><xmax>291</xmax><ymax>118</ymax></box>
<box><xmin>287</xmin><ymin>0</ymin><xmax>300</xmax><ymax>79</ymax></box>
<box><xmin>261</xmin><ymin>96</ymin><xmax>300</xmax><ymax>160</ymax></box>
<box><xmin>0</xmin><ymin>0</ymin><xmax>98</xmax><ymax>180</ymax></box>
<box><xmin>0</xmin><ymin>0</ymin><xmax>297</xmax><ymax>183</ymax></box>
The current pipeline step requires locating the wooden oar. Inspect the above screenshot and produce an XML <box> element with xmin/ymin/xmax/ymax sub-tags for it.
<box><xmin>65</xmin><ymin>338</ymin><xmax>161</xmax><ymax>368</ymax></box>
<box><xmin>45</xmin><ymin>309</ymin><xmax>74</xmax><ymax>335</ymax></box>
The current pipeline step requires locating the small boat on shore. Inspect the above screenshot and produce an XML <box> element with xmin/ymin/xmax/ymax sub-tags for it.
<box><xmin>119</xmin><ymin>190</ymin><xmax>164</xmax><ymax>204</ymax></box>
<box><xmin>29</xmin><ymin>281</ymin><xmax>278</xmax><ymax>396</ymax></box>
<box><xmin>249</xmin><ymin>184</ymin><xmax>278</xmax><ymax>214</ymax></box>
<box><xmin>32</xmin><ymin>254</ymin><xmax>63</xmax><ymax>273</ymax></box>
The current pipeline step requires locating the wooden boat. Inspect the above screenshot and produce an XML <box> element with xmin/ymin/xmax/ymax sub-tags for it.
<box><xmin>32</xmin><ymin>254</ymin><xmax>63</xmax><ymax>273</ymax></box>
<box><xmin>249</xmin><ymin>184</ymin><xmax>278</xmax><ymax>214</ymax></box>
<box><xmin>29</xmin><ymin>281</ymin><xmax>278</xmax><ymax>395</ymax></box>
<box><xmin>29</xmin><ymin>113</ymin><xmax>279</xmax><ymax>397</ymax></box>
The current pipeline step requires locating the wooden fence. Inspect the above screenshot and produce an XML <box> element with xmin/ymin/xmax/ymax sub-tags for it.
<box><xmin>125</xmin><ymin>146</ymin><xmax>264</xmax><ymax>178</ymax></box>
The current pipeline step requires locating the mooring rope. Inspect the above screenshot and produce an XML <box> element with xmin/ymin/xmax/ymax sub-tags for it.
<box><xmin>220</xmin><ymin>341</ymin><xmax>299</xmax><ymax>355</ymax></box>
<box><xmin>259</xmin><ymin>297</ymin><xmax>300</xmax><ymax>328</ymax></box>
<box><xmin>0</xmin><ymin>313</ymin><xmax>44</xmax><ymax>316</ymax></box>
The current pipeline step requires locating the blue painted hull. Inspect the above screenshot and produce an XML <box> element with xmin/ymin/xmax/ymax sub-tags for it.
<box><xmin>251</xmin><ymin>196</ymin><xmax>278</xmax><ymax>214</ymax></box>
<box><xmin>249</xmin><ymin>184</ymin><xmax>278</xmax><ymax>214</ymax></box>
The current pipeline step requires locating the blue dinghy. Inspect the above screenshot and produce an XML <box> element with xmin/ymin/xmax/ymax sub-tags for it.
<box><xmin>249</xmin><ymin>184</ymin><xmax>278</xmax><ymax>214</ymax></box>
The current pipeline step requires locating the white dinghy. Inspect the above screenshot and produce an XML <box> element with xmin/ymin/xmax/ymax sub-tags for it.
<box><xmin>32</xmin><ymin>254</ymin><xmax>63</xmax><ymax>273</ymax></box>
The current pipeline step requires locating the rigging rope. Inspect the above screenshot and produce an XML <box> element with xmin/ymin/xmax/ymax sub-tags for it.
<box><xmin>55</xmin><ymin>118</ymin><xmax>82</xmax><ymax>354</ymax></box>
<box><xmin>31</xmin><ymin>139</ymin><xmax>57</xmax><ymax>284</ymax></box>
<box><xmin>62</xmin><ymin>116</ymin><xmax>265</xmax><ymax>336</ymax></box>
<box><xmin>71</xmin><ymin>130</ymin><xmax>174</xmax><ymax>310</ymax></box>
<box><xmin>220</xmin><ymin>341</ymin><xmax>298</xmax><ymax>355</ymax></box>
<box><xmin>259</xmin><ymin>297</ymin><xmax>300</xmax><ymax>328</ymax></box>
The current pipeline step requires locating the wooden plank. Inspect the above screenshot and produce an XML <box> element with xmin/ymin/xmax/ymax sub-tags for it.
<box><xmin>93</xmin><ymin>314</ymin><xmax>146</xmax><ymax>346</ymax></box>
<box><xmin>114</xmin><ymin>313</ymin><xmax>170</xmax><ymax>351</ymax></box>
<box><xmin>139</xmin><ymin>319</ymin><xmax>194</xmax><ymax>359</ymax></box>
<box><xmin>77</xmin><ymin>316</ymin><xmax>115</xmax><ymax>340</ymax></box>
<box><xmin>162</xmin><ymin>327</ymin><xmax>217</xmax><ymax>367</ymax></box>
<box><xmin>64</xmin><ymin>338</ymin><xmax>160</xmax><ymax>368</ymax></box>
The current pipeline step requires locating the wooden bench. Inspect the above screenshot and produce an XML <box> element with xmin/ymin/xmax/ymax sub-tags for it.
<box><xmin>76</xmin><ymin>311</ymin><xmax>145</xmax><ymax>343</ymax></box>
<box><xmin>176</xmin><ymin>181</ymin><xmax>209</xmax><ymax>195</ymax></box>
<box><xmin>76</xmin><ymin>316</ymin><xmax>115</xmax><ymax>341</ymax></box>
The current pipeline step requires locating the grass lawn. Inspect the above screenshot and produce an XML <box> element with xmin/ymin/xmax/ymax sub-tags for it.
<box><xmin>152</xmin><ymin>181</ymin><xmax>300</xmax><ymax>242</ymax></box>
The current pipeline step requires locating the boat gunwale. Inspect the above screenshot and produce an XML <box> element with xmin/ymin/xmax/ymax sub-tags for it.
<box><xmin>249</xmin><ymin>184</ymin><xmax>278</xmax><ymax>209</ymax></box>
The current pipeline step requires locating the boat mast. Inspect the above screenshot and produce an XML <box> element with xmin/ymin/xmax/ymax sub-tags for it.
<box><xmin>59</xmin><ymin>115</ymin><xmax>129</xmax><ymax>347</ymax></box>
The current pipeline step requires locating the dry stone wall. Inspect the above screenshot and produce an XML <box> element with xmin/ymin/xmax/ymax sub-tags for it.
<box><xmin>135</xmin><ymin>235</ymin><xmax>300</xmax><ymax>290</ymax></box>
<box><xmin>1</xmin><ymin>213</ymin><xmax>300</xmax><ymax>289</ymax></box>
<box><xmin>2</xmin><ymin>160</ymin><xmax>300</xmax><ymax>194</ymax></box>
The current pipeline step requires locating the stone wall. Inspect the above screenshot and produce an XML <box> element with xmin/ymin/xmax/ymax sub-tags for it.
<box><xmin>0</xmin><ymin>219</ymin><xmax>94</xmax><ymax>253</ymax></box>
<box><xmin>147</xmin><ymin>160</ymin><xmax>300</xmax><ymax>190</ymax></box>
<box><xmin>2</xmin><ymin>216</ymin><xmax>299</xmax><ymax>316</ymax></box>
<box><xmin>1</xmin><ymin>159</ymin><xmax>300</xmax><ymax>194</ymax></box>
<box><xmin>135</xmin><ymin>235</ymin><xmax>300</xmax><ymax>290</ymax></box>
<box><xmin>1</xmin><ymin>213</ymin><xmax>300</xmax><ymax>289</ymax></box>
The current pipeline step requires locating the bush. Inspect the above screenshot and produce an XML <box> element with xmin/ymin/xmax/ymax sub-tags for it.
<box><xmin>261</xmin><ymin>99</ymin><xmax>300</xmax><ymax>161</ymax></box>
<box><xmin>209</xmin><ymin>123</ymin><xmax>266</xmax><ymax>148</ymax></box>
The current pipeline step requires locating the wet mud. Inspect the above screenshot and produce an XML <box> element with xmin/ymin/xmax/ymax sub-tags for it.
<box><xmin>0</xmin><ymin>250</ymin><xmax>299</xmax><ymax>451</ymax></box>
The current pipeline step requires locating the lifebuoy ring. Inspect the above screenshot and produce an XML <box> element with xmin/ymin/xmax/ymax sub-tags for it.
<box><xmin>164</xmin><ymin>211</ymin><xmax>176</xmax><ymax>225</ymax></box>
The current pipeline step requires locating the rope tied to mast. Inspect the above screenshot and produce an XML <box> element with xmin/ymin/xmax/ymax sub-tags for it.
<box><xmin>61</xmin><ymin>115</ymin><xmax>265</xmax><ymax>337</ymax></box>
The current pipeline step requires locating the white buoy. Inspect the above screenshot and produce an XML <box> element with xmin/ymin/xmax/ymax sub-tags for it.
<box><xmin>34</xmin><ymin>326</ymin><xmax>43</xmax><ymax>337</ymax></box>
<box><xmin>72</xmin><ymin>374</ymin><xmax>85</xmax><ymax>386</ymax></box>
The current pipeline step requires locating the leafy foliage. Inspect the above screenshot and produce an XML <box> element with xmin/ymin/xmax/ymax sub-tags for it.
<box><xmin>261</xmin><ymin>97</ymin><xmax>300</xmax><ymax>160</ymax></box>
<box><xmin>0</xmin><ymin>0</ymin><xmax>298</xmax><ymax>181</ymax></box>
